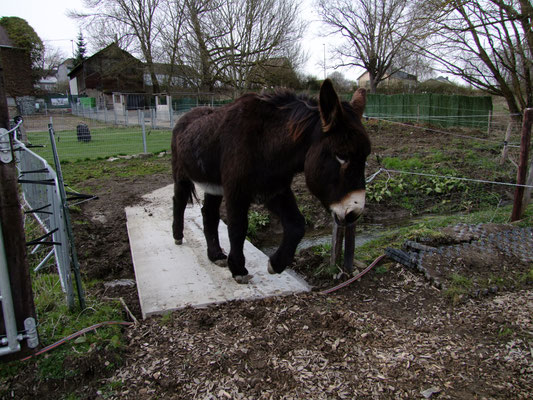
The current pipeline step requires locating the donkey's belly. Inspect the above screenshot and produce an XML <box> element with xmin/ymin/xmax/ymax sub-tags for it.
<box><xmin>194</xmin><ymin>181</ymin><xmax>224</xmax><ymax>196</ymax></box>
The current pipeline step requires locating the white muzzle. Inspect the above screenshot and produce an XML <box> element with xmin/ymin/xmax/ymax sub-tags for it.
<box><xmin>330</xmin><ymin>190</ymin><xmax>366</xmax><ymax>221</ymax></box>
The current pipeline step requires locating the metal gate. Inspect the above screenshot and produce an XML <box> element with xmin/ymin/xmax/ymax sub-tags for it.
<box><xmin>14</xmin><ymin>123</ymin><xmax>88</xmax><ymax>310</ymax></box>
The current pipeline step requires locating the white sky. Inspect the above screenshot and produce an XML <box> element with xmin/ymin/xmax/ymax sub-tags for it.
<box><xmin>0</xmin><ymin>0</ymin><xmax>363</xmax><ymax>81</ymax></box>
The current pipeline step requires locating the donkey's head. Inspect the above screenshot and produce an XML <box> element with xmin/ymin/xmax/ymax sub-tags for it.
<box><xmin>304</xmin><ymin>79</ymin><xmax>371</xmax><ymax>225</ymax></box>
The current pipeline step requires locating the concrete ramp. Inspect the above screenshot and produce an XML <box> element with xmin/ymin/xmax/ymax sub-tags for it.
<box><xmin>125</xmin><ymin>185</ymin><xmax>310</xmax><ymax>318</ymax></box>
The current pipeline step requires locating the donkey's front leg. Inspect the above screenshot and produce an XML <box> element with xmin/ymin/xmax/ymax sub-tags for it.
<box><xmin>225</xmin><ymin>197</ymin><xmax>252</xmax><ymax>284</ymax></box>
<box><xmin>265</xmin><ymin>188</ymin><xmax>305</xmax><ymax>274</ymax></box>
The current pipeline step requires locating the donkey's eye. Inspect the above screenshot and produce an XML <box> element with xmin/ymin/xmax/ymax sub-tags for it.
<box><xmin>336</xmin><ymin>155</ymin><xmax>348</xmax><ymax>165</ymax></box>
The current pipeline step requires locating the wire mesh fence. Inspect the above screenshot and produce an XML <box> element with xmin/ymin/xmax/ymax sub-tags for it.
<box><xmin>20</xmin><ymin>112</ymin><xmax>172</xmax><ymax>164</ymax></box>
<box><xmin>364</xmin><ymin>93</ymin><xmax>494</xmax><ymax>129</ymax></box>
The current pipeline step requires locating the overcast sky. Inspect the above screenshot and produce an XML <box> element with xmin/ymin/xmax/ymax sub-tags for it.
<box><xmin>1</xmin><ymin>0</ymin><xmax>362</xmax><ymax>81</ymax></box>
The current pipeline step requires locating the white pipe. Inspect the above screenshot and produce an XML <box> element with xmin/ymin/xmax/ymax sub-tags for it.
<box><xmin>0</xmin><ymin>225</ymin><xmax>21</xmax><ymax>355</ymax></box>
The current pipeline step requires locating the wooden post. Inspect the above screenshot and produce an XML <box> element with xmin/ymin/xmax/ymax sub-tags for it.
<box><xmin>511</xmin><ymin>108</ymin><xmax>533</xmax><ymax>221</ymax></box>
<box><xmin>330</xmin><ymin>223</ymin><xmax>344</xmax><ymax>268</ymax></box>
<box><xmin>500</xmin><ymin>122</ymin><xmax>513</xmax><ymax>165</ymax></box>
<box><xmin>0</xmin><ymin>58</ymin><xmax>37</xmax><ymax>360</ymax></box>
<box><xmin>524</xmin><ymin>157</ymin><xmax>533</xmax><ymax>211</ymax></box>
<box><xmin>487</xmin><ymin>110</ymin><xmax>492</xmax><ymax>136</ymax></box>
<box><xmin>343</xmin><ymin>224</ymin><xmax>356</xmax><ymax>273</ymax></box>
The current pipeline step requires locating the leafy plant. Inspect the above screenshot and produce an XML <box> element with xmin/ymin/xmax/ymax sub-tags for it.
<box><xmin>247</xmin><ymin>210</ymin><xmax>270</xmax><ymax>239</ymax></box>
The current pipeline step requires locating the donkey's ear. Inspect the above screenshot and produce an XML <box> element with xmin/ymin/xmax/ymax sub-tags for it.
<box><xmin>350</xmin><ymin>88</ymin><xmax>367</xmax><ymax>118</ymax></box>
<box><xmin>319</xmin><ymin>78</ymin><xmax>343</xmax><ymax>132</ymax></box>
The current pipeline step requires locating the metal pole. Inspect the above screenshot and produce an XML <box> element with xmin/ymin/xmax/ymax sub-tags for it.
<box><xmin>48</xmin><ymin>123</ymin><xmax>86</xmax><ymax>309</ymax></box>
<box><xmin>0</xmin><ymin>225</ymin><xmax>21</xmax><ymax>355</ymax></box>
<box><xmin>169</xmin><ymin>95</ymin><xmax>173</xmax><ymax>129</ymax></box>
<box><xmin>511</xmin><ymin>108</ymin><xmax>533</xmax><ymax>221</ymax></box>
<box><xmin>141</xmin><ymin>110</ymin><xmax>148</xmax><ymax>154</ymax></box>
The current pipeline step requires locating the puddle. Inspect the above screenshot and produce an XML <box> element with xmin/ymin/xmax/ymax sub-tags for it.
<box><xmin>259</xmin><ymin>224</ymin><xmax>383</xmax><ymax>257</ymax></box>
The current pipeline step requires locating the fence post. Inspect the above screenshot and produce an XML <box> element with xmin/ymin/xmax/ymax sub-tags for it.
<box><xmin>500</xmin><ymin>122</ymin><xmax>513</xmax><ymax>165</ymax></box>
<box><xmin>124</xmin><ymin>107</ymin><xmax>128</xmax><ymax>126</ymax></box>
<box><xmin>487</xmin><ymin>110</ymin><xmax>492</xmax><ymax>135</ymax></box>
<box><xmin>48</xmin><ymin>123</ymin><xmax>86</xmax><ymax>309</ymax></box>
<box><xmin>511</xmin><ymin>108</ymin><xmax>533</xmax><ymax>221</ymax></box>
<box><xmin>141</xmin><ymin>110</ymin><xmax>148</xmax><ymax>154</ymax></box>
<box><xmin>169</xmin><ymin>95</ymin><xmax>174</xmax><ymax>129</ymax></box>
<box><xmin>330</xmin><ymin>223</ymin><xmax>344</xmax><ymax>268</ymax></box>
<box><xmin>0</xmin><ymin>68</ymin><xmax>38</xmax><ymax>359</ymax></box>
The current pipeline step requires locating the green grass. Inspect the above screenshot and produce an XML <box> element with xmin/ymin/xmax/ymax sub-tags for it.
<box><xmin>0</xmin><ymin>217</ymin><xmax>127</xmax><ymax>385</ymax></box>
<box><xmin>59</xmin><ymin>156</ymin><xmax>172</xmax><ymax>190</ymax></box>
<box><xmin>27</xmin><ymin>126</ymin><xmax>172</xmax><ymax>163</ymax></box>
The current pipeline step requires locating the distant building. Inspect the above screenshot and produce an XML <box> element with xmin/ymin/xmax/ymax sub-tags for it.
<box><xmin>57</xmin><ymin>58</ymin><xmax>74</xmax><ymax>84</ymax></box>
<box><xmin>68</xmin><ymin>43</ymin><xmax>144</xmax><ymax>109</ymax></box>
<box><xmin>35</xmin><ymin>70</ymin><xmax>58</xmax><ymax>92</ymax></box>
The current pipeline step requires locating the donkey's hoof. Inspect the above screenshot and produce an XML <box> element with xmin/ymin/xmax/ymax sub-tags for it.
<box><xmin>234</xmin><ymin>274</ymin><xmax>253</xmax><ymax>284</ymax></box>
<box><xmin>268</xmin><ymin>261</ymin><xmax>276</xmax><ymax>274</ymax></box>
<box><xmin>174</xmin><ymin>239</ymin><xmax>183</xmax><ymax>245</ymax></box>
<box><xmin>214</xmin><ymin>259</ymin><xmax>227</xmax><ymax>268</ymax></box>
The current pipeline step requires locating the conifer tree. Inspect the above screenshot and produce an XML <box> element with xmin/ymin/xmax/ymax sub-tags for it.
<box><xmin>73</xmin><ymin>31</ymin><xmax>87</xmax><ymax>65</ymax></box>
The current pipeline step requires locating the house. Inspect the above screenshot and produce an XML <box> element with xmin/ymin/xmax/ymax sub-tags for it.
<box><xmin>357</xmin><ymin>70</ymin><xmax>417</xmax><ymax>90</ymax></box>
<box><xmin>68</xmin><ymin>43</ymin><xmax>144</xmax><ymax>109</ymax></box>
<box><xmin>57</xmin><ymin>59</ymin><xmax>74</xmax><ymax>84</ymax></box>
<box><xmin>0</xmin><ymin>25</ymin><xmax>35</xmax><ymax>115</ymax></box>
<box><xmin>35</xmin><ymin>70</ymin><xmax>58</xmax><ymax>92</ymax></box>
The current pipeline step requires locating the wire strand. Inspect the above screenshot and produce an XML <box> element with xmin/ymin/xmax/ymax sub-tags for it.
<box><xmin>365</xmin><ymin>116</ymin><xmax>521</xmax><ymax>146</ymax></box>
<box><xmin>381</xmin><ymin>168</ymin><xmax>533</xmax><ymax>189</ymax></box>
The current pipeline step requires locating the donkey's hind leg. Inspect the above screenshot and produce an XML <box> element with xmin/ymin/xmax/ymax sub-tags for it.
<box><xmin>201</xmin><ymin>193</ymin><xmax>227</xmax><ymax>265</ymax></box>
<box><xmin>172</xmin><ymin>179</ymin><xmax>193</xmax><ymax>245</ymax></box>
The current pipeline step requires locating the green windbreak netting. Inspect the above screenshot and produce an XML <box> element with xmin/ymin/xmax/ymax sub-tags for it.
<box><xmin>365</xmin><ymin>93</ymin><xmax>492</xmax><ymax>128</ymax></box>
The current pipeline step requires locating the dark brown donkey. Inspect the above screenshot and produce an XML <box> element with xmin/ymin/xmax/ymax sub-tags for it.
<box><xmin>171</xmin><ymin>79</ymin><xmax>371</xmax><ymax>284</ymax></box>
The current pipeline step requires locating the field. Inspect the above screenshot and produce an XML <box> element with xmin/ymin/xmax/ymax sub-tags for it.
<box><xmin>1</xmin><ymin>116</ymin><xmax>532</xmax><ymax>399</ymax></box>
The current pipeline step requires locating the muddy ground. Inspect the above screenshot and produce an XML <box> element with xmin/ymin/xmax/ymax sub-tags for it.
<box><xmin>4</xmin><ymin>120</ymin><xmax>533</xmax><ymax>399</ymax></box>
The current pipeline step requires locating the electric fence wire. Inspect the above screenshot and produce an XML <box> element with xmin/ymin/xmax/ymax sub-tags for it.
<box><xmin>367</xmin><ymin>168</ymin><xmax>533</xmax><ymax>189</ymax></box>
<box><xmin>365</xmin><ymin>115</ymin><xmax>522</xmax><ymax>147</ymax></box>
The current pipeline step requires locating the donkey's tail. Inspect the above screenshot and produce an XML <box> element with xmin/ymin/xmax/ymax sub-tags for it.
<box><xmin>189</xmin><ymin>183</ymin><xmax>199</xmax><ymax>204</ymax></box>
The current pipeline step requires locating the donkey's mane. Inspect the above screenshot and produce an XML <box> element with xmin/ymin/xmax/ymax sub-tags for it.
<box><xmin>257</xmin><ymin>90</ymin><xmax>320</xmax><ymax>141</ymax></box>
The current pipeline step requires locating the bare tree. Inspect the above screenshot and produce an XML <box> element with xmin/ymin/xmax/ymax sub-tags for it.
<box><xmin>159</xmin><ymin>0</ymin><xmax>305</xmax><ymax>92</ymax></box>
<box><xmin>41</xmin><ymin>46</ymin><xmax>67</xmax><ymax>76</ymax></box>
<box><xmin>316</xmin><ymin>0</ymin><xmax>431</xmax><ymax>93</ymax></box>
<box><xmin>157</xmin><ymin>0</ymin><xmax>190</xmax><ymax>88</ymax></box>
<box><xmin>425</xmin><ymin>0</ymin><xmax>532</xmax><ymax>115</ymax></box>
<box><xmin>69</xmin><ymin>0</ymin><xmax>162</xmax><ymax>92</ymax></box>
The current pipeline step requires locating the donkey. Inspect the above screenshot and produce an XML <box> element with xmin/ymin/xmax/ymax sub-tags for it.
<box><xmin>171</xmin><ymin>79</ymin><xmax>371</xmax><ymax>283</ymax></box>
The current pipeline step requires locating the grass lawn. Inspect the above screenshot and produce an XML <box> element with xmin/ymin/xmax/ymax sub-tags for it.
<box><xmin>26</xmin><ymin>126</ymin><xmax>173</xmax><ymax>163</ymax></box>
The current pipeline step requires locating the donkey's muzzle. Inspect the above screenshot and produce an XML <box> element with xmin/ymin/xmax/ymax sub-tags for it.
<box><xmin>330</xmin><ymin>190</ymin><xmax>365</xmax><ymax>223</ymax></box>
